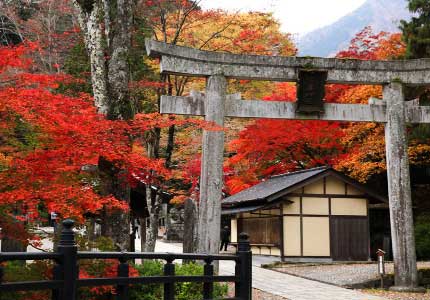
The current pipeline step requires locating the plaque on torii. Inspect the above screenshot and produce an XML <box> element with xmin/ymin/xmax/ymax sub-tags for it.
<box><xmin>146</xmin><ymin>39</ymin><xmax>430</xmax><ymax>291</ymax></box>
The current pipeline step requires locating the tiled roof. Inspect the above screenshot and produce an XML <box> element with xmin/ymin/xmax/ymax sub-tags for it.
<box><xmin>223</xmin><ymin>166</ymin><xmax>329</xmax><ymax>205</ymax></box>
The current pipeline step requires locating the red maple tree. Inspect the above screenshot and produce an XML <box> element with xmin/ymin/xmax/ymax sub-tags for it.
<box><xmin>0</xmin><ymin>42</ymin><xmax>206</xmax><ymax>244</ymax></box>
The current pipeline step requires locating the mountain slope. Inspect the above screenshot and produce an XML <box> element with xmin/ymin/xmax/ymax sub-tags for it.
<box><xmin>298</xmin><ymin>0</ymin><xmax>411</xmax><ymax>57</ymax></box>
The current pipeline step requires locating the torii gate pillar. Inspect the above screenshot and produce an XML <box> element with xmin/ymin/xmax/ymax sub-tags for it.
<box><xmin>197</xmin><ymin>75</ymin><xmax>227</xmax><ymax>255</ymax></box>
<box><xmin>384</xmin><ymin>82</ymin><xmax>424</xmax><ymax>292</ymax></box>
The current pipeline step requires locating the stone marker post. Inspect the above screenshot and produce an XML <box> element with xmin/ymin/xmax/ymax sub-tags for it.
<box><xmin>384</xmin><ymin>82</ymin><xmax>423</xmax><ymax>292</ymax></box>
<box><xmin>197</xmin><ymin>75</ymin><xmax>227</xmax><ymax>257</ymax></box>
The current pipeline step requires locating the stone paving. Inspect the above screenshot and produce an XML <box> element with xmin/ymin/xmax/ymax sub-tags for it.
<box><xmin>154</xmin><ymin>240</ymin><xmax>386</xmax><ymax>300</ymax></box>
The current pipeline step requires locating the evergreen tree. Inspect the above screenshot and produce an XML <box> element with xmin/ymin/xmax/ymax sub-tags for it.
<box><xmin>400</xmin><ymin>0</ymin><xmax>430</xmax><ymax>59</ymax></box>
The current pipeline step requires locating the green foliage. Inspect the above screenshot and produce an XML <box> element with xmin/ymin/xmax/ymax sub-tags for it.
<box><xmin>175</xmin><ymin>263</ymin><xmax>228</xmax><ymax>300</ymax></box>
<box><xmin>400</xmin><ymin>0</ymin><xmax>430</xmax><ymax>59</ymax></box>
<box><xmin>1</xmin><ymin>260</ymin><xmax>51</xmax><ymax>300</ymax></box>
<box><xmin>415</xmin><ymin>214</ymin><xmax>430</xmax><ymax>260</ymax></box>
<box><xmin>130</xmin><ymin>261</ymin><xmax>228</xmax><ymax>300</ymax></box>
<box><xmin>75</xmin><ymin>232</ymin><xmax>117</xmax><ymax>251</ymax></box>
<box><xmin>62</xmin><ymin>42</ymin><xmax>92</xmax><ymax>94</ymax></box>
<box><xmin>129</xmin><ymin>261</ymin><xmax>164</xmax><ymax>300</ymax></box>
<box><xmin>8</xmin><ymin>116</ymin><xmax>40</xmax><ymax>152</ymax></box>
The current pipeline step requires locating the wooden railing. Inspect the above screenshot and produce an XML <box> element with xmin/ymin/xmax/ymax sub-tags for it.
<box><xmin>0</xmin><ymin>220</ymin><xmax>252</xmax><ymax>300</ymax></box>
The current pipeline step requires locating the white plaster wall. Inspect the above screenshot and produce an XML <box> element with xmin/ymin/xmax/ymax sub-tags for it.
<box><xmin>231</xmin><ymin>218</ymin><xmax>237</xmax><ymax>243</ymax></box>
<box><xmin>303</xmin><ymin>180</ymin><xmax>324</xmax><ymax>194</ymax></box>
<box><xmin>326</xmin><ymin>176</ymin><xmax>345</xmax><ymax>194</ymax></box>
<box><xmin>302</xmin><ymin>197</ymin><xmax>329</xmax><ymax>215</ymax></box>
<box><xmin>331</xmin><ymin>198</ymin><xmax>367</xmax><ymax>216</ymax></box>
<box><xmin>283</xmin><ymin>197</ymin><xmax>300</xmax><ymax>214</ymax></box>
<box><xmin>283</xmin><ymin>216</ymin><xmax>301</xmax><ymax>256</ymax></box>
<box><xmin>302</xmin><ymin>217</ymin><xmax>330</xmax><ymax>256</ymax></box>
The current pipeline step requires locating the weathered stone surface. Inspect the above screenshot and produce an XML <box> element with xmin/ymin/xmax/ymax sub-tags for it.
<box><xmin>165</xmin><ymin>207</ymin><xmax>184</xmax><ymax>241</ymax></box>
<box><xmin>183</xmin><ymin>198</ymin><xmax>197</xmax><ymax>254</ymax></box>
<box><xmin>146</xmin><ymin>39</ymin><xmax>430</xmax><ymax>85</ymax></box>
<box><xmin>384</xmin><ymin>82</ymin><xmax>420</xmax><ymax>291</ymax></box>
<box><xmin>160</xmin><ymin>95</ymin><xmax>430</xmax><ymax>123</ymax></box>
<box><xmin>197</xmin><ymin>75</ymin><xmax>226</xmax><ymax>256</ymax></box>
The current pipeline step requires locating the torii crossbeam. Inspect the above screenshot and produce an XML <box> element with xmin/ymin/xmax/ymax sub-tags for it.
<box><xmin>146</xmin><ymin>39</ymin><xmax>430</xmax><ymax>292</ymax></box>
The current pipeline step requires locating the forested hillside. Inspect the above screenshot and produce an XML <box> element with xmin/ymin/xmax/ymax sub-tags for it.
<box><xmin>298</xmin><ymin>0</ymin><xmax>411</xmax><ymax>57</ymax></box>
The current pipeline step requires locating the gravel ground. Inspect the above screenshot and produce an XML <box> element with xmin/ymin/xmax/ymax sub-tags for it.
<box><xmin>360</xmin><ymin>289</ymin><xmax>430</xmax><ymax>300</ymax></box>
<box><xmin>271</xmin><ymin>262</ymin><xmax>430</xmax><ymax>287</ymax></box>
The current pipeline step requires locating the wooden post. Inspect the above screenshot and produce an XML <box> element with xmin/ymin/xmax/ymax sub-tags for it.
<box><xmin>203</xmin><ymin>258</ymin><xmax>214</xmax><ymax>299</ymax></box>
<box><xmin>384</xmin><ymin>82</ymin><xmax>424</xmax><ymax>292</ymax></box>
<box><xmin>197</xmin><ymin>75</ymin><xmax>227</xmax><ymax>257</ymax></box>
<box><xmin>163</xmin><ymin>258</ymin><xmax>175</xmax><ymax>300</ymax></box>
<box><xmin>116</xmin><ymin>256</ymin><xmax>129</xmax><ymax>300</ymax></box>
<box><xmin>235</xmin><ymin>232</ymin><xmax>252</xmax><ymax>300</ymax></box>
<box><xmin>57</xmin><ymin>219</ymin><xmax>78</xmax><ymax>300</ymax></box>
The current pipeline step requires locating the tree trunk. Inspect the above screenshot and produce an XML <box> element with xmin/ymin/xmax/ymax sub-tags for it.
<box><xmin>183</xmin><ymin>198</ymin><xmax>198</xmax><ymax>263</ymax></box>
<box><xmin>139</xmin><ymin>217</ymin><xmax>146</xmax><ymax>252</ymax></box>
<box><xmin>98</xmin><ymin>156</ymin><xmax>131</xmax><ymax>251</ymax></box>
<box><xmin>74</xmin><ymin>0</ymin><xmax>135</xmax><ymax>251</ymax></box>
<box><xmin>106</xmin><ymin>0</ymin><xmax>134</xmax><ymax>120</ymax></box>
<box><xmin>164</xmin><ymin>125</ymin><xmax>175</xmax><ymax>168</ymax></box>
<box><xmin>1</xmin><ymin>237</ymin><xmax>26</xmax><ymax>252</ymax></box>
<box><xmin>144</xmin><ymin>186</ymin><xmax>161</xmax><ymax>252</ymax></box>
<box><xmin>73</xmin><ymin>0</ymin><xmax>109</xmax><ymax>114</ymax></box>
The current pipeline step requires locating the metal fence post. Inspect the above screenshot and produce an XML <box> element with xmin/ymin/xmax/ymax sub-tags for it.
<box><xmin>57</xmin><ymin>219</ymin><xmax>78</xmax><ymax>300</ymax></box>
<box><xmin>116</xmin><ymin>255</ymin><xmax>129</xmax><ymax>300</ymax></box>
<box><xmin>203</xmin><ymin>258</ymin><xmax>214</xmax><ymax>299</ymax></box>
<box><xmin>0</xmin><ymin>258</ymin><xmax>4</xmax><ymax>286</ymax></box>
<box><xmin>52</xmin><ymin>260</ymin><xmax>62</xmax><ymax>300</ymax></box>
<box><xmin>235</xmin><ymin>232</ymin><xmax>251</xmax><ymax>300</ymax></box>
<box><xmin>163</xmin><ymin>258</ymin><xmax>175</xmax><ymax>300</ymax></box>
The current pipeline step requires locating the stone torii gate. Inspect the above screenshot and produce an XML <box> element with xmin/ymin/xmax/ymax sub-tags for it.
<box><xmin>146</xmin><ymin>39</ymin><xmax>430</xmax><ymax>291</ymax></box>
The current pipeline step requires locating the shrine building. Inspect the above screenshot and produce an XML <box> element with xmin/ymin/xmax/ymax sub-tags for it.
<box><xmin>222</xmin><ymin>166</ymin><xmax>389</xmax><ymax>261</ymax></box>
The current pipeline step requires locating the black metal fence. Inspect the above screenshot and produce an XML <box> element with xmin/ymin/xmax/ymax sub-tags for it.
<box><xmin>0</xmin><ymin>219</ymin><xmax>252</xmax><ymax>300</ymax></box>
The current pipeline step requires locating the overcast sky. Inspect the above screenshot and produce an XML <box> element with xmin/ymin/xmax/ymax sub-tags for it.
<box><xmin>200</xmin><ymin>0</ymin><xmax>367</xmax><ymax>36</ymax></box>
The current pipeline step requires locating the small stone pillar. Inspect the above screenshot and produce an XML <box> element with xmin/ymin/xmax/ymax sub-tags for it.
<box><xmin>197</xmin><ymin>75</ymin><xmax>227</xmax><ymax>256</ymax></box>
<box><xmin>384</xmin><ymin>82</ymin><xmax>424</xmax><ymax>292</ymax></box>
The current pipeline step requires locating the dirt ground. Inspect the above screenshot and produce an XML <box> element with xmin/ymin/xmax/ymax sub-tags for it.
<box><xmin>227</xmin><ymin>284</ymin><xmax>287</xmax><ymax>300</ymax></box>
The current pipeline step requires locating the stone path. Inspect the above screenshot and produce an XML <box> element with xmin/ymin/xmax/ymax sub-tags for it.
<box><xmin>154</xmin><ymin>240</ymin><xmax>386</xmax><ymax>300</ymax></box>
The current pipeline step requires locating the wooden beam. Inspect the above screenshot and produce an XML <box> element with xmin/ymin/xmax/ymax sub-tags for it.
<box><xmin>160</xmin><ymin>95</ymin><xmax>430</xmax><ymax>123</ymax></box>
<box><xmin>146</xmin><ymin>39</ymin><xmax>430</xmax><ymax>85</ymax></box>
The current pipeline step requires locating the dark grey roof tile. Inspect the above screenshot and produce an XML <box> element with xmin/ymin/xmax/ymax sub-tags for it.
<box><xmin>223</xmin><ymin>166</ymin><xmax>329</xmax><ymax>205</ymax></box>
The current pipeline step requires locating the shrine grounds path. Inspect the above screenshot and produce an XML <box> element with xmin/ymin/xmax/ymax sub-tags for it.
<box><xmin>153</xmin><ymin>240</ymin><xmax>386</xmax><ymax>300</ymax></box>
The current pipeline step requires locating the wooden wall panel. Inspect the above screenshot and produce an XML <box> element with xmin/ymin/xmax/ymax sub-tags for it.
<box><xmin>330</xmin><ymin>216</ymin><xmax>369</xmax><ymax>261</ymax></box>
<box><xmin>240</xmin><ymin>217</ymin><xmax>280</xmax><ymax>244</ymax></box>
